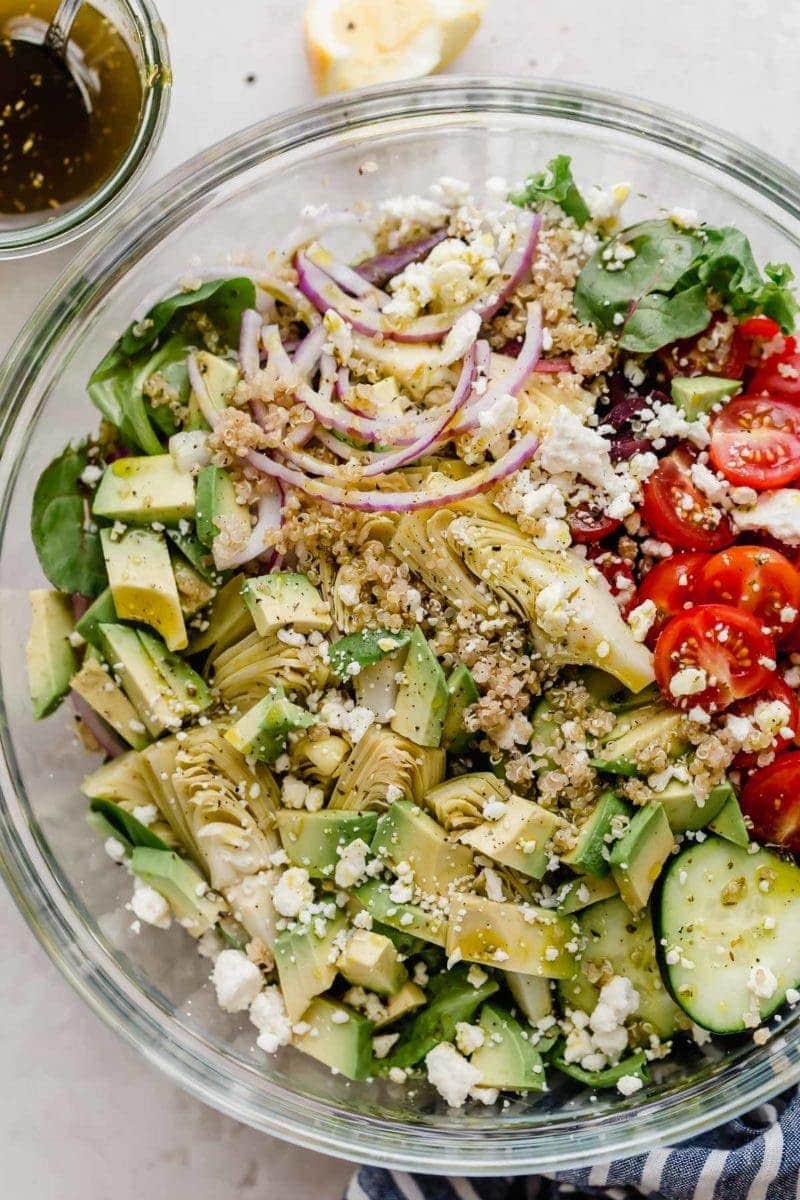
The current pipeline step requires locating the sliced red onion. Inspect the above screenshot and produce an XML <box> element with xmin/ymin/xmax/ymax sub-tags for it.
<box><xmin>214</xmin><ymin>478</ymin><xmax>284</xmax><ymax>570</ymax></box>
<box><xmin>306</xmin><ymin>243</ymin><xmax>386</xmax><ymax>305</ymax></box>
<box><xmin>292</xmin><ymin>322</ymin><xmax>327</xmax><ymax>377</ymax></box>
<box><xmin>71</xmin><ymin>594</ymin><xmax>90</xmax><ymax>621</ymax></box>
<box><xmin>281</xmin><ymin>207</ymin><xmax>365</xmax><ymax>259</ymax></box>
<box><xmin>281</xmin><ymin>447</ymin><xmax>341</xmax><ymax>477</ymax></box>
<box><xmin>238</xmin><ymin>308</ymin><xmax>262</xmax><ymax>381</ymax></box>
<box><xmin>71</xmin><ymin>692</ymin><xmax>126</xmax><ymax>759</ymax></box>
<box><xmin>354</xmin><ymin>229</ymin><xmax>448</xmax><ymax>288</ymax></box>
<box><xmin>247</xmin><ymin>431</ymin><xmax>539</xmax><ymax>513</ymax></box>
<box><xmin>476</xmin><ymin>210</ymin><xmax>542</xmax><ymax>323</ymax></box>
<box><xmin>534</xmin><ymin>359</ymin><xmax>572</xmax><ymax>374</ymax></box>
<box><xmin>314</xmin><ymin>428</ymin><xmax>380</xmax><ymax>461</ymax></box>
<box><xmin>450</xmin><ymin>302</ymin><xmax>542</xmax><ymax>436</ymax></box>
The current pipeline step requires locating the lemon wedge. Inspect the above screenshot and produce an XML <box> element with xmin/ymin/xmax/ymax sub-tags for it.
<box><xmin>304</xmin><ymin>0</ymin><xmax>485</xmax><ymax>96</ymax></box>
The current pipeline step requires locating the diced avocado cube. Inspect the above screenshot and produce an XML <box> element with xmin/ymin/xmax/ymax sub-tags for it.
<box><xmin>188</xmin><ymin>572</ymin><xmax>253</xmax><ymax>655</ymax></box>
<box><xmin>610</xmin><ymin>803</ymin><xmax>675</xmax><ymax>912</ymax></box>
<box><xmin>709</xmin><ymin>791</ymin><xmax>750</xmax><ymax>846</ymax></box>
<box><xmin>459</xmin><ymin>796</ymin><xmax>566</xmax><ymax>879</ymax></box>
<box><xmin>101</xmin><ymin>527</ymin><xmax>187</xmax><ymax>651</ymax></box>
<box><xmin>276</xmin><ymin>810</ymin><xmax>377</xmax><ymax>878</ymax></box>
<box><xmin>171</xmin><ymin>553</ymin><xmax>217</xmax><ymax>617</ymax></box>
<box><xmin>470</xmin><ymin>1003</ymin><xmax>546</xmax><ymax>1091</ymax></box>
<box><xmin>129</xmin><ymin>847</ymin><xmax>222</xmax><ymax>936</ymax></box>
<box><xmin>274</xmin><ymin>912</ymin><xmax>347</xmax><ymax>1021</ymax></box>
<box><xmin>26</xmin><ymin>589</ymin><xmax>77</xmax><ymax>719</ymax></box>
<box><xmin>505</xmin><ymin>973</ymin><xmax>554</xmax><ymax>1025</ymax></box>
<box><xmin>592</xmin><ymin>706</ymin><xmax>688</xmax><ymax>777</ymax></box>
<box><xmin>354</xmin><ymin>879</ymin><xmax>447</xmax><ymax>947</ymax></box>
<box><xmin>97</xmin><ymin>623</ymin><xmax>180</xmax><ymax>737</ymax></box>
<box><xmin>373</xmin><ymin>981</ymin><xmax>427</xmax><ymax>1029</ymax></box>
<box><xmin>137</xmin><ymin>629</ymin><xmax>212</xmax><ymax>718</ymax></box>
<box><xmin>195</xmin><ymin>465</ymin><xmax>251</xmax><ymax>569</ymax></box>
<box><xmin>371</xmin><ymin>799</ymin><xmax>474</xmax><ymax>893</ymax></box>
<box><xmin>446</xmin><ymin>894</ymin><xmax>575</xmax><ymax>978</ymax></box>
<box><xmin>328</xmin><ymin>628</ymin><xmax>411</xmax><ymax>681</ymax></box>
<box><xmin>390</xmin><ymin>627</ymin><xmax>449</xmax><ymax>748</ymax></box>
<box><xmin>70</xmin><ymin>657</ymin><xmax>150</xmax><ymax>749</ymax></box>
<box><xmin>93</xmin><ymin>455</ymin><xmax>195</xmax><ymax>526</ymax></box>
<box><xmin>242</xmin><ymin>571</ymin><xmax>332</xmax><ymax>638</ymax></box>
<box><xmin>671</xmin><ymin>374</ymin><xmax>740</xmax><ymax>419</ymax></box>
<box><xmin>653</xmin><ymin>777</ymin><xmax>732</xmax><ymax>834</ymax></box>
<box><xmin>293</xmin><ymin>997</ymin><xmax>374</xmax><ymax>1081</ymax></box>
<box><xmin>74</xmin><ymin>587</ymin><xmax>119</xmax><ymax>650</ymax></box>
<box><xmin>561</xmin><ymin>791</ymin><xmax>632</xmax><ymax>878</ymax></box>
<box><xmin>337</xmin><ymin>930</ymin><xmax>408</xmax><ymax>996</ymax></box>
<box><xmin>442</xmin><ymin>664</ymin><xmax>479</xmax><ymax>753</ymax></box>
<box><xmin>556</xmin><ymin>873</ymin><xmax>618</xmax><ymax>914</ymax></box>
<box><xmin>224</xmin><ymin>692</ymin><xmax>314</xmax><ymax>763</ymax></box>
<box><xmin>189</xmin><ymin>350</ymin><xmax>239</xmax><ymax>421</ymax></box>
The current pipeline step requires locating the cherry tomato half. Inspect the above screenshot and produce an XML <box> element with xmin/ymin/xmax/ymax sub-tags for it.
<box><xmin>709</xmin><ymin>394</ymin><xmax>800</xmax><ymax>490</ymax></box>
<box><xmin>730</xmin><ymin>676</ymin><xmax>800</xmax><ymax>770</ymax></box>
<box><xmin>633</xmin><ymin>551</ymin><xmax>711</xmax><ymax>648</ymax></box>
<box><xmin>738</xmin><ymin>316</ymin><xmax>782</xmax><ymax>340</ymax></box>
<box><xmin>654</xmin><ymin>603</ymin><xmax>777</xmax><ymax>713</ymax></box>
<box><xmin>641</xmin><ymin>447</ymin><xmax>735</xmax><ymax>552</ymax></box>
<box><xmin>588</xmin><ymin>549</ymin><xmax>636</xmax><ymax>616</ymax></box>
<box><xmin>741</xmin><ymin>750</ymin><xmax>800</xmax><ymax>851</ymax></box>
<box><xmin>749</xmin><ymin>341</ymin><xmax>800</xmax><ymax>401</ymax></box>
<box><xmin>698</xmin><ymin>545</ymin><xmax>800</xmax><ymax>643</ymax></box>
<box><xmin>568</xmin><ymin>508</ymin><xmax>622</xmax><ymax>545</ymax></box>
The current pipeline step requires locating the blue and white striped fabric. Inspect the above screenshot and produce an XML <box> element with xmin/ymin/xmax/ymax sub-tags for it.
<box><xmin>345</xmin><ymin>1086</ymin><xmax>799</xmax><ymax>1200</ymax></box>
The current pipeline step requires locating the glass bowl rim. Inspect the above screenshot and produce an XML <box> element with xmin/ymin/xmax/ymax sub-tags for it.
<box><xmin>2</xmin><ymin>75</ymin><xmax>800</xmax><ymax>1174</ymax></box>
<box><xmin>0</xmin><ymin>0</ymin><xmax>170</xmax><ymax>259</ymax></box>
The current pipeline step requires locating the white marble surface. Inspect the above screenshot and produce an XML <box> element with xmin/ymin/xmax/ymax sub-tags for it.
<box><xmin>2</xmin><ymin>1</ymin><xmax>800</xmax><ymax>1196</ymax></box>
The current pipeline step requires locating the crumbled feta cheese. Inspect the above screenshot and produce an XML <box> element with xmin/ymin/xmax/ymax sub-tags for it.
<box><xmin>617</xmin><ymin>1074</ymin><xmax>644</xmax><ymax>1097</ymax></box>
<box><xmin>734</xmin><ymin>490</ymin><xmax>800</xmax><ymax>545</ymax></box>
<box><xmin>132</xmin><ymin>803</ymin><xmax>158</xmax><ymax>827</ymax></box>
<box><xmin>466</xmin><ymin>964</ymin><xmax>488</xmax><ymax>989</ymax></box>
<box><xmin>482</xmin><ymin>798</ymin><xmax>508</xmax><ymax>821</ymax></box>
<box><xmin>669</xmin><ymin>667</ymin><xmax>708</xmax><ymax>698</ymax></box>
<box><xmin>272</xmin><ymin>867</ymin><xmax>315</xmax><ymax>919</ymax></box>
<box><xmin>104</xmin><ymin>836</ymin><xmax>127</xmax><ymax>863</ymax></box>
<box><xmin>334</xmin><ymin>838</ymin><xmax>370</xmax><ymax>889</ymax></box>
<box><xmin>249</xmin><ymin>986</ymin><xmax>292</xmax><ymax>1052</ymax></box>
<box><xmin>668</xmin><ymin>206</ymin><xmax>699</xmax><ymax>229</ymax></box>
<box><xmin>455</xmin><ymin>1022</ymin><xmax>485</xmax><ymax>1056</ymax></box>
<box><xmin>372</xmin><ymin>1033</ymin><xmax>400</xmax><ymax>1060</ymax></box>
<box><xmin>211</xmin><ymin>949</ymin><xmax>264</xmax><ymax>1013</ymax></box>
<box><xmin>281</xmin><ymin>775</ymin><xmax>311</xmax><ymax>810</ymax></box>
<box><xmin>627</xmin><ymin>598</ymin><xmax>657</xmax><ymax>643</ymax></box>
<box><xmin>748</xmin><ymin>964</ymin><xmax>778</xmax><ymax>1000</ymax></box>
<box><xmin>425</xmin><ymin>1042</ymin><xmax>482</xmax><ymax>1107</ymax></box>
<box><xmin>130</xmin><ymin>876</ymin><xmax>171</xmax><ymax>929</ymax></box>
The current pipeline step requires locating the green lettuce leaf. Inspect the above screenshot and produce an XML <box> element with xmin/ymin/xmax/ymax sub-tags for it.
<box><xmin>31</xmin><ymin>442</ymin><xmax>107</xmax><ymax>597</ymax></box>
<box><xmin>510</xmin><ymin>155</ymin><xmax>591</xmax><ymax>227</ymax></box>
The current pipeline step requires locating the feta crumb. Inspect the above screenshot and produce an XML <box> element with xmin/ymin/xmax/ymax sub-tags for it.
<box><xmin>617</xmin><ymin>1074</ymin><xmax>644</xmax><ymax>1097</ymax></box>
<box><xmin>334</xmin><ymin>838</ymin><xmax>370</xmax><ymax>889</ymax></box>
<box><xmin>748</xmin><ymin>964</ymin><xmax>778</xmax><ymax>1000</ymax></box>
<box><xmin>425</xmin><ymin>1042</ymin><xmax>482</xmax><ymax>1107</ymax></box>
<box><xmin>249</xmin><ymin>986</ymin><xmax>292</xmax><ymax>1052</ymax></box>
<box><xmin>373</xmin><ymin>1033</ymin><xmax>400</xmax><ymax>1059</ymax></box>
<box><xmin>130</xmin><ymin>876</ymin><xmax>171</xmax><ymax>929</ymax></box>
<box><xmin>627</xmin><ymin>598</ymin><xmax>657</xmax><ymax>643</ymax></box>
<box><xmin>466</xmin><ymin>964</ymin><xmax>488</xmax><ymax>989</ymax></box>
<box><xmin>211</xmin><ymin>949</ymin><xmax>264</xmax><ymax>1013</ymax></box>
<box><xmin>669</xmin><ymin>667</ymin><xmax>707</xmax><ymax>698</ymax></box>
<box><xmin>272</xmin><ymin>867</ymin><xmax>315</xmax><ymax>918</ymax></box>
<box><xmin>104</xmin><ymin>836</ymin><xmax>127</xmax><ymax>863</ymax></box>
<box><xmin>455</xmin><ymin>1021</ymin><xmax>485</xmax><ymax>1056</ymax></box>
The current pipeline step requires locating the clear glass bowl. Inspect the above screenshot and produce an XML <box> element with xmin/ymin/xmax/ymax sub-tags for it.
<box><xmin>0</xmin><ymin>0</ymin><xmax>170</xmax><ymax>259</ymax></box>
<box><xmin>2</xmin><ymin>78</ymin><xmax>800</xmax><ymax>1175</ymax></box>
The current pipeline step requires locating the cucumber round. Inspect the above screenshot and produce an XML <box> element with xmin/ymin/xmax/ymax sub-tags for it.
<box><xmin>558</xmin><ymin>896</ymin><xmax>688</xmax><ymax>1040</ymax></box>
<box><xmin>655</xmin><ymin>836</ymin><xmax>800</xmax><ymax>1034</ymax></box>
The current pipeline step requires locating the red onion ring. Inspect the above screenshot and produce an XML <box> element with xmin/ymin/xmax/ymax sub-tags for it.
<box><xmin>292</xmin><ymin>323</ymin><xmax>327</xmax><ymax>377</ymax></box>
<box><xmin>354</xmin><ymin>229</ymin><xmax>448</xmax><ymax>289</ymax></box>
<box><xmin>306</xmin><ymin>243</ymin><xmax>387</xmax><ymax>306</ymax></box>
<box><xmin>238</xmin><ymin>308</ymin><xmax>262</xmax><ymax>381</ymax></box>
<box><xmin>247</xmin><ymin>431</ymin><xmax>539</xmax><ymax>513</ymax></box>
<box><xmin>450</xmin><ymin>302</ymin><xmax>542</xmax><ymax>436</ymax></box>
<box><xmin>71</xmin><ymin>594</ymin><xmax>90</xmax><ymax>621</ymax></box>
<box><xmin>214</xmin><ymin>478</ymin><xmax>284</xmax><ymax>570</ymax></box>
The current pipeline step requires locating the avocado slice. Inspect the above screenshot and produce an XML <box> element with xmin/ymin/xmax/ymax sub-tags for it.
<box><xmin>293</xmin><ymin>997</ymin><xmax>374</xmax><ymax>1080</ymax></box>
<box><xmin>337</xmin><ymin>930</ymin><xmax>408</xmax><ymax>996</ymax></box>
<box><xmin>671</xmin><ymin>374</ymin><xmax>740</xmax><ymax>419</ymax></box>
<box><xmin>446</xmin><ymin>894</ymin><xmax>575</xmax><ymax>978</ymax></box>
<box><xmin>74</xmin><ymin>588</ymin><xmax>118</xmax><ymax>650</ymax></box>
<box><xmin>652</xmin><ymin>777</ymin><xmax>733</xmax><ymax>834</ymax></box>
<box><xmin>274</xmin><ymin>912</ymin><xmax>348</xmax><ymax>1021</ymax></box>
<box><xmin>505</xmin><ymin>973</ymin><xmax>554</xmax><ymax>1025</ymax></box>
<box><xmin>610</xmin><ymin>803</ymin><xmax>675</xmax><ymax>913</ymax></box>
<box><xmin>129</xmin><ymin>847</ymin><xmax>222</xmax><ymax>936</ymax></box>
<box><xmin>442</xmin><ymin>664</ymin><xmax>479</xmax><ymax>752</ymax></box>
<box><xmin>188</xmin><ymin>572</ymin><xmax>253</xmax><ymax>655</ymax></box>
<box><xmin>224</xmin><ymin>691</ymin><xmax>315</xmax><ymax>764</ymax></box>
<box><xmin>592</xmin><ymin>705</ymin><xmax>688</xmax><ymax>777</ymax></box>
<box><xmin>137</xmin><ymin>629</ymin><xmax>212</xmax><ymax>717</ymax></box>
<box><xmin>93</xmin><ymin>455</ymin><xmax>196</xmax><ymax>526</ymax></box>
<box><xmin>470</xmin><ymin>1003</ymin><xmax>546</xmax><ymax>1091</ymax></box>
<box><xmin>373</xmin><ymin>981</ymin><xmax>427</xmax><ymax>1029</ymax></box>
<box><xmin>371</xmin><ymin>799</ymin><xmax>475</xmax><ymax>893</ymax></box>
<box><xmin>708</xmin><ymin>791</ymin><xmax>750</xmax><ymax>846</ymax></box>
<box><xmin>557</xmin><ymin>873</ymin><xmax>618</xmax><ymax>914</ymax></box>
<box><xmin>166</xmin><ymin>527</ymin><xmax>219</xmax><ymax>583</ymax></box>
<box><xmin>70</xmin><ymin>657</ymin><xmax>150</xmax><ymax>750</ymax></box>
<box><xmin>26</xmin><ymin>589</ymin><xmax>78</xmax><ymax>719</ymax></box>
<box><xmin>354</xmin><ymin>879</ymin><xmax>447</xmax><ymax>947</ymax></box>
<box><xmin>195</xmin><ymin>465</ymin><xmax>251</xmax><ymax>567</ymax></box>
<box><xmin>171</xmin><ymin>553</ymin><xmax>217</xmax><ymax>617</ymax></box>
<box><xmin>561</xmin><ymin>791</ymin><xmax>632</xmax><ymax>878</ymax></box>
<box><xmin>242</xmin><ymin>571</ymin><xmax>332</xmax><ymax>638</ymax></box>
<box><xmin>459</xmin><ymin>796</ymin><xmax>566</xmax><ymax>879</ymax></box>
<box><xmin>390</xmin><ymin>627</ymin><xmax>449</xmax><ymax>749</ymax></box>
<box><xmin>97</xmin><ymin>623</ymin><xmax>180</xmax><ymax>736</ymax></box>
<box><xmin>276</xmin><ymin>810</ymin><xmax>378</xmax><ymax>878</ymax></box>
<box><xmin>189</xmin><ymin>350</ymin><xmax>239</xmax><ymax>424</ymax></box>
<box><xmin>101</xmin><ymin>527</ymin><xmax>187</xmax><ymax>651</ymax></box>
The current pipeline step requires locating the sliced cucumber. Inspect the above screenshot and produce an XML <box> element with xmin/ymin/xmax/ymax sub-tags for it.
<box><xmin>558</xmin><ymin>896</ymin><xmax>688</xmax><ymax>1040</ymax></box>
<box><xmin>655</xmin><ymin>837</ymin><xmax>800</xmax><ymax>1034</ymax></box>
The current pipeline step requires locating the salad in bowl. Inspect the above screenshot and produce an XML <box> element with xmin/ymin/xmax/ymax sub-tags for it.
<box><xmin>26</xmin><ymin>155</ymin><xmax>800</xmax><ymax>1110</ymax></box>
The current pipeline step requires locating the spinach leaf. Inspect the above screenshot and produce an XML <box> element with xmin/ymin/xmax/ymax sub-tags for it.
<box><xmin>31</xmin><ymin>442</ymin><xmax>107</xmax><ymax>597</ymax></box>
<box><xmin>88</xmin><ymin>798</ymin><xmax>171</xmax><ymax>853</ymax></box>
<box><xmin>88</xmin><ymin>277</ymin><xmax>256</xmax><ymax>454</ymax></box>
<box><xmin>619</xmin><ymin>283</ymin><xmax>710</xmax><ymax>353</ymax></box>
<box><xmin>678</xmin><ymin>228</ymin><xmax>798</xmax><ymax>331</ymax></box>
<box><xmin>510</xmin><ymin>154</ymin><xmax>590</xmax><ymax>227</ymax></box>
<box><xmin>329</xmin><ymin>628</ymin><xmax>411</xmax><ymax>681</ymax></box>
<box><xmin>381</xmin><ymin>966</ymin><xmax>498</xmax><ymax>1071</ymax></box>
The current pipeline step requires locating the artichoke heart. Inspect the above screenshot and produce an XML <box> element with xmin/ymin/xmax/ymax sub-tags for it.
<box><xmin>423</xmin><ymin>773</ymin><xmax>511</xmax><ymax>832</ymax></box>
<box><xmin>329</xmin><ymin>726</ymin><xmax>445</xmax><ymax>812</ymax></box>
<box><xmin>81</xmin><ymin>750</ymin><xmax>179</xmax><ymax>849</ymax></box>
<box><xmin>516</xmin><ymin>369</ymin><xmax>594</xmax><ymax>437</ymax></box>
<box><xmin>449</xmin><ymin>518</ymin><xmax>654</xmax><ymax>693</ymax></box>
<box><xmin>210</xmin><ymin>629</ymin><xmax>329</xmax><ymax>709</ymax></box>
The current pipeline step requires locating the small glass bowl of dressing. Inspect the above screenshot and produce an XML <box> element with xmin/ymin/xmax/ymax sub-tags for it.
<box><xmin>0</xmin><ymin>0</ymin><xmax>169</xmax><ymax>258</ymax></box>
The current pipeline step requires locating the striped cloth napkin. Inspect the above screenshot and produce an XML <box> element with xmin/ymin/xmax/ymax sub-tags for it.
<box><xmin>344</xmin><ymin>1085</ymin><xmax>798</xmax><ymax>1200</ymax></box>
